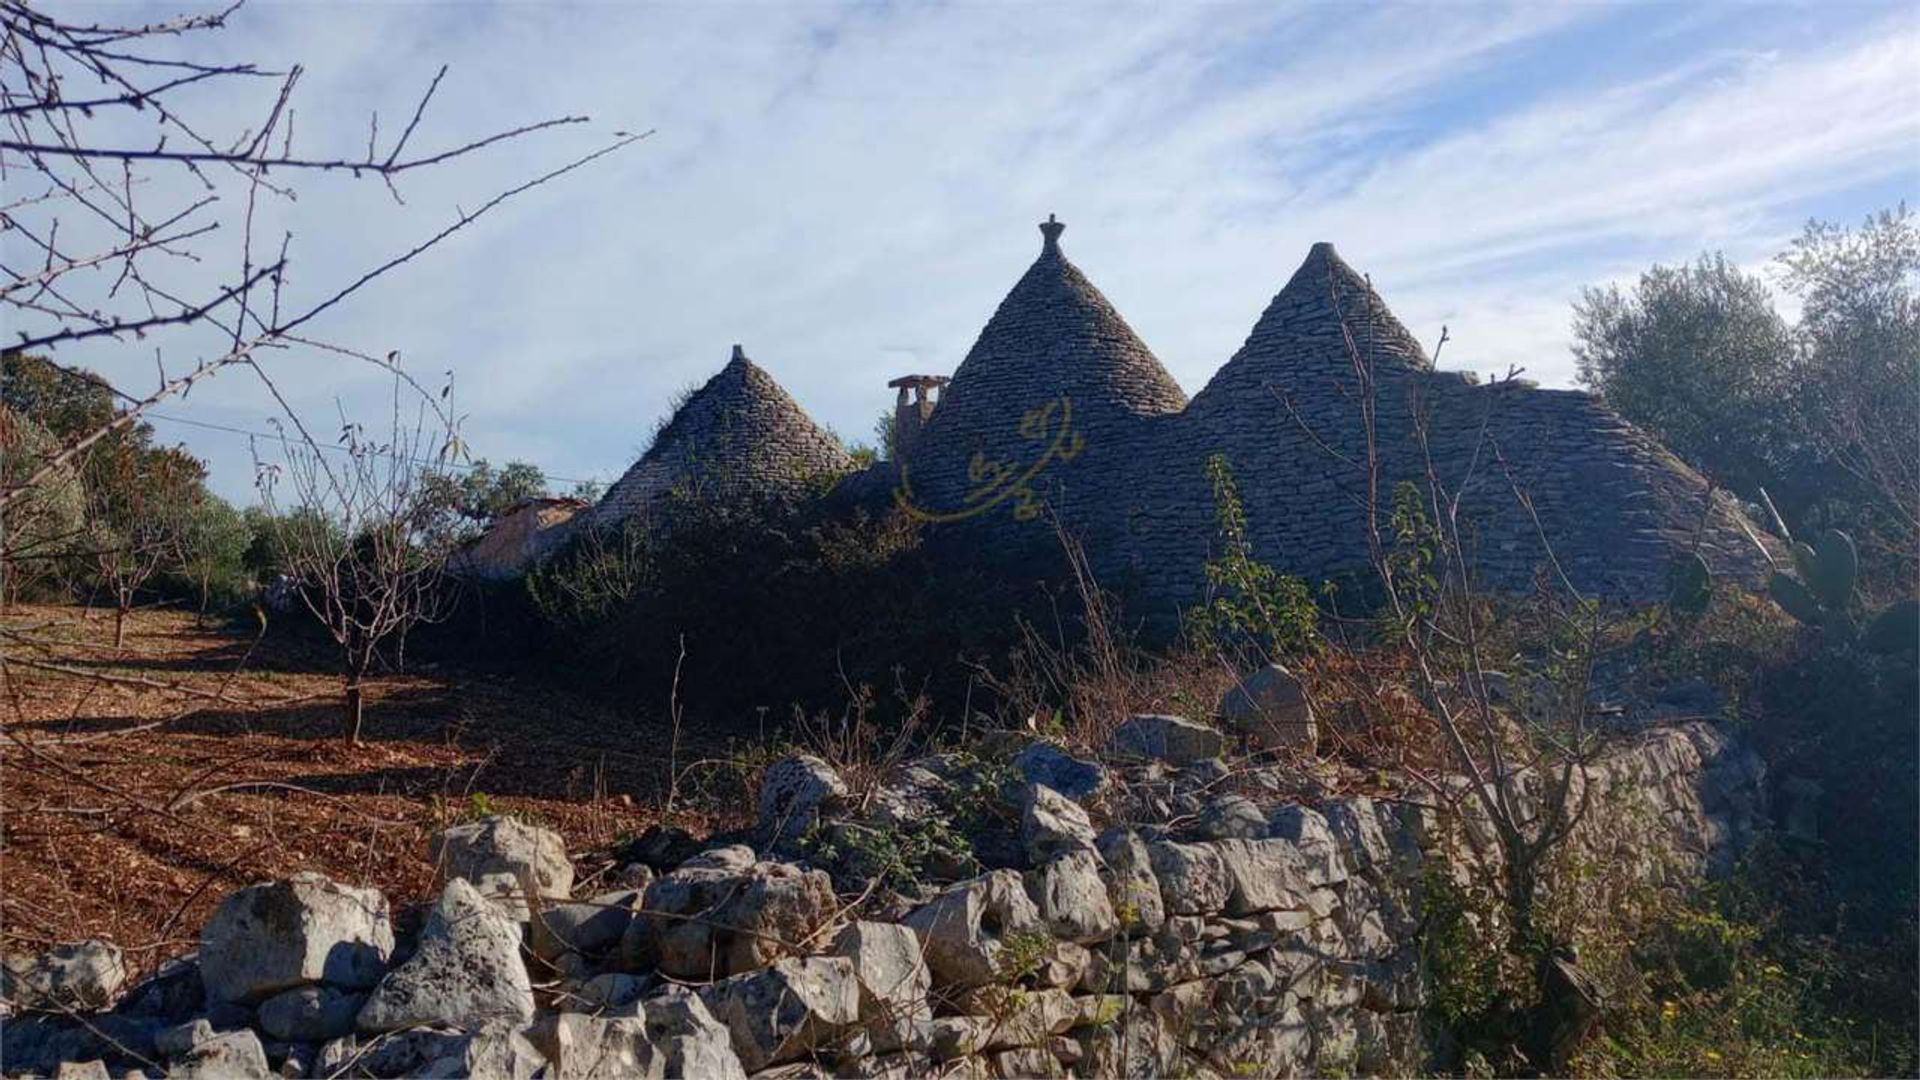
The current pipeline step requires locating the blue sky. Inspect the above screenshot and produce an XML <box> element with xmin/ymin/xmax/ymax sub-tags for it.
<box><xmin>40</xmin><ymin>1</ymin><xmax>1920</xmax><ymax>502</ymax></box>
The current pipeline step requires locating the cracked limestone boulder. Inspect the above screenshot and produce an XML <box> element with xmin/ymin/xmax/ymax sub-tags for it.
<box><xmin>759</xmin><ymin>754</ymin><xmax>850</xmax><ymax>846</ymax></box>
<box><xmin>530</xmin><ymin>889</ymin><xmax>643</xmax><ymax>965</ymax></box>
<box><xmin>1194</xmin><ymin>794</ymin><xmax>1270</xmax><ymax>840</ymax></box>
<box><xmin>1145</xmin><ymin>841</ymin><xmax>1233</xmax><ymax>916</ymax></box>
<box><xmin>1269</xmin><ymin>804</ymin><xmax>1348</xmax><ymax>886</ymax></box>
<box><xmin>255</xmin><ymin>984</ymin><xmax>364</xmax><ymax>1043</ymax></box>
<box><xmin>169</xmin><ymin>1029</ymin><xmax>273</xmax><ymax>1080</ymax></box>
<box><xmin>700</xmin><ymin>956</ymin><xmax>862</xmax><ymax>1072</ymax></box>
<box><xmin>1107</xmin><ymin>715</ymin><xmax>1226</xmax><ymax>766</ymax></box>
<box><xmin>1020</xmin><ymin>783</ymin><xmax>1098</xmax><ymax>862</ymax></box>
<box><xmin>1</xmin><ymin>940</ymin><xmax>127</xmax><ymax>1012</ymax></box>
<box><xmin>621</xmin><ymin>847</ymin><xmax>837</xmax><ymax>980</ymax></box>
<box><xmin>953</xmin><ymin>986</ymin><xmax>1079</xmax><ymax>1051</ymax></box>
<box><xmin>1025</xmin><ymin>850</ymin><xmax>1118</xmax><ymax>944</ymax></box>
<box><xmin>356</xmin><ymin>878</ymin><xmax>534</xmax><ymax>1033</ymax></box>
<box><xmin>430</xmin><ymin>815</ymin><xmax>574</xmax><ymax>923</ymax></box>
<box><xmin>1095</xmin><ymin>828</ymin><xmax>1165</xmax><ymax>936</ymax></box>
<box><xmin>529</xmin><ymin>1012</ymin><xmax>663</xmax><ymax>1080</ymax></box>
<box><xmin>414</xmin><ymin>1020</ymin><xmax>548</xmax><ymax>1080</ymax></box>
<box><xmin>903</xmin><ymin>870</ymin><xmax>1046</xmax><ymax>990</ymax></box>
<box><xmin>1214</xmin><ymin>838</ymin><xmax>1318</xmax><ymax>915</ymax></box>
<box><xmin>1218</xmin><ymin>663</ymin><xmax>1317</xmax><ymax>752</ymax></box>
<box><xmin>1011</xmin><ymin>742</ymin><xmax>1108</xmax><ymax>801</ymax></box>
<box><xmin>833</xmin><ymin>921</ymin><xmax>931</xmax><ymax>1049</ymax></box>
<box><xmin>199</xmin><ymin>872</ymin><xmax>393</xmax><ymax>1004</ymax></box>
<box><xmin>643</xmin><ymin>985</ymin><xmax>749</xmax><ymax>1080</ymax></box>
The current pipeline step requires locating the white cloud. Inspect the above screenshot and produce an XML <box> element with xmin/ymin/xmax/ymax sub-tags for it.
<box><xmin>26</xmin><ymin>1</ymin><xmax>1919</xmax><ymax>502</ymax></box>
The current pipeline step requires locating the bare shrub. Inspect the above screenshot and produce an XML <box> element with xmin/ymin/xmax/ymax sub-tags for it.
<box><xmin>254</xmin><ymin>381</ymin><xmax>461</xmax><ymax>742</ymax></box>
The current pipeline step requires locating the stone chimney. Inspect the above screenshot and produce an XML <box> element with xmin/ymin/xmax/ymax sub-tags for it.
<box><xmin>887</xmin><ymin>374</ymin><xmax>949</xmax><ymax>460</ymax></box>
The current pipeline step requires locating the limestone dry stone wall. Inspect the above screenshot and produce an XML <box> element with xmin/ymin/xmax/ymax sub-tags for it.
<box><xmin>888</xmin><ymin>225</ymin><xmax>1772</xmax><ymax>620</ymax></box>
<box><xmin>2</xmin><ymin>718</ymin><xmax>1763</xmax><ymax>1080</ymax></box>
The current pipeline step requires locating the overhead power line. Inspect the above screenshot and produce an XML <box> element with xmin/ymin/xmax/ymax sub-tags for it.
<box><xmin>143</xmin><ymin>410</ymin><xmax>606</xmax><ymax>488</ymax></box>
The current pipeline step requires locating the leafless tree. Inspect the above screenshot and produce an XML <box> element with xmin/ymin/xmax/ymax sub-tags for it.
<box><xmin>0</xmin><ymin>0</ymin><xmax>642</xmax><ymax>514</ymax></box>
<box><xmin>254</xmin><ymin>378</ymin><xmax>460</xmax><ymax>742</ymax></box>
<box><xmin>1288</xmin><ymin>271</ymin><xmax>1608</xmax><ymax>1071</ymax></box>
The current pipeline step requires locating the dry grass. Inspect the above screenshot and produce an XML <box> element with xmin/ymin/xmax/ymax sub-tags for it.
<box><xmin>0</xmin><ymin>604</ymin><xmax>744</xmax><ymax>984</ymax></box>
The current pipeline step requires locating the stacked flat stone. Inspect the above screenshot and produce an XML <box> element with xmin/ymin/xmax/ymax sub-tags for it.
<box><xmin>888</xmin><ymin>223</ymin><xmax>1773</xmax><ymax>620</ymax></box>
<box><xmin>589</xmin><ymin>346</ymin><xmax>854</xmax><ymax>532</ymax></box>
<box><xmin>898</xmin><ymin>216</ymin><xmax>1187</xmax><ymax>553</ymax></box>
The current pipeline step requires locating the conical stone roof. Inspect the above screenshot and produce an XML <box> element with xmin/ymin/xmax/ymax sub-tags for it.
<box><xmin>1189</xmin><ymin>242</ymin><xmax>1427</xmax><ymax>418</ymax></box>
<box><xmin>900</xmin><ymin>216</ymin><xmax>1186</xmax><ymax>522</ymax></box>
<box><xmin>589</xmin><ymin>346</ymin><xmax>853</xmax><ymax>530</ymax></box>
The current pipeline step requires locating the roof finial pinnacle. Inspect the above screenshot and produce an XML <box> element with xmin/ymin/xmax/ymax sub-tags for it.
<box><xmin>730</xmin><ymin>344</ymin><xmax>746</xmax><ymax>362</ymax></box>
<box><xmin>1039</xmin><ymin>213</ymin><xmax>1064</xmax><ymax>253</ymax></box>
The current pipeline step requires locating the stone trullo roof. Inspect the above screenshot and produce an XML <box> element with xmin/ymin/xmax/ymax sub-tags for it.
<box><xmin>588</xmin><ymin>347</ymin><xmax>853</xmax><ymax>531</ymax></box>
<box><xmin>899</xmin><ymin>216</ymin><xmax>1186</xmax><ymax>522</ymax></box>
<box><xmin>1187</xmin><ymin>241</ymin><xmax>1428</xmax><ymax>420</ymax></box>
<box><xmin>1132</xmin><ymin>242</ymin><xmax>1775</xmax><ymax>607</ymax></box>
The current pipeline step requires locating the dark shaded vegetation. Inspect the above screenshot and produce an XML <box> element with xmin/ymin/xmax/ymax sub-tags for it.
<box><xmin>430</xmin><ymin>487</ymin><xmax>1076</xmax><ymax>728</ymax></box>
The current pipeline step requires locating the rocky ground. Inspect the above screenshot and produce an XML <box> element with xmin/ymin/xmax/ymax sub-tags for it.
<box><xmin>0</xmin><ymin>606</ymin><xmax>748</xmax><ymax>991</ymax></box>
<box><xmin>0</xmin><ymin>646</ymin><xmax>1765</xmax><ymax>1079</ymax></box>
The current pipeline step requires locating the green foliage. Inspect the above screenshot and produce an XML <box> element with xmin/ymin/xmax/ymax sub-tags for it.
<box><xmin>1575</xmin><ymin>205</ymin><xmax>1918</xmax><ymax>592</ymax></box>
<box><xmin>1578</xmin><ymin>843</ymin><xmax>1917</xmax><ymax>1079</ymax></box>
<box><xmin>803</xmin><ymin>815</ymin><xmax>978</xmax><ymax>893</ymax></box>
<box><xmin>419</xmin><ymin>458</ymin><xmax>550</xmax><ymax>543</ymax></box>
<box><xmin>525</xmin><ymin>520</ymin><xmax>653</xmax><ymax>632</ymax></box>
<box><xmin>164</xmin><ymin>493</ymin><xmax>256</xmax><ymax>614</ymax></box>
<box><xmin>1185</xmin><ymin>454</ymin><xmax>1318</xmax><ymax>657</ymax></box>
<box><xmin>1419</xmin><ymin>862</ymin><xmax>1508</xmax><ymax>1029</ymax></box>
<box><xmin>1572</xmin><ymin>254</ymin><xmax>1800</xmax><ymax>502</ymax></box>
<box><xmin>242</xmin><ymin>506</ymin><xmax>340</xmax><ymax>582</ymax></box>
<box><xmin>0</xmin><ymin>406</ymin><xmax>85</xmax><ymax>600</ymax></box>
<box><xmin>1</xmin><ymin>351</ymin><xmax>116</xmax><ymax>441</ymax></box>
<box><xmin>996</xmin><ymin>930</ymin><xmax>1055</xmax><ymax>985</ymax></box>
<box><xmin>1668</xmin><ymin>552</ymin><xmax>1713</xmax><ymax>619</ymax></box>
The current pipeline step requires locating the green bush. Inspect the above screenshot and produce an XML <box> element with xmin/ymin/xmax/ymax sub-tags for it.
<box><xmin>1184</xmin><ymin>454</ymin><xmax>1319</xmax><ymax>658</ymax></box>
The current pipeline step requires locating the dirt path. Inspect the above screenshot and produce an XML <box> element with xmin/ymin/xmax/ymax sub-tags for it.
<box><xmin>0</xmin><ymin>605</ymin><xmax>750</xmax><ymax>981</ymax></box>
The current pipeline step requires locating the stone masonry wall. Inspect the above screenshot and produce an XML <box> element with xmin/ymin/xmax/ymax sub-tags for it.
<box><xmin>3</xmin><ymin>720</ymin><xmax>1764</xmax><ymax>1079</ymax></box>
<box><xmin>888</xmin><ymin>232</ymin><xmax>1773</xmax><ymax>623</ymax></box>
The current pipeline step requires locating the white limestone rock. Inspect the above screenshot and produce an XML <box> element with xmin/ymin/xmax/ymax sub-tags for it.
<box><xmin>1020</xmin><ymin>783</ymin><xmax>1098</xmax><ymax>862</ymax></box>
<box><xmin>832</xmin><ymin>921</ymin><xmax>932</xmax><ymax>1035</ymax></box>
<box><xmin>642</xmin><ymin>986</ymin><xmax>749</xmax><ymax>1080</ymax></box>
<box><xmin>2</xmin><ymin>940</ymin><xmax>127</xmax><ymax>1012</ymax></box>
<box><xmin>430</xmin><ymin>815</ymin><xmax>574</xmax><ymax>922</ymax></box>
<box><xmin>1218</xmin><ymin>663</ymin><xmax>1318</xmax><ymax>752</ymax></box>
<box><xmin>1144</xmin><ymin>841</ymin><xmax>1232</xmax><ymax>915</ymax></box>
<box><xmin>1107</xmin><ymin>714</ymin><xmax>1226</xmax><ymax>766</ymax></box>
<box><xmin>170</xmin><ymin>1029</ymin><xmax>272</xmax><ymax>1080</ymax></box>
<box><xmin>759</xmin><ymin>754</ymin><xmax>849</xmax><ymax>845</ymax></box>
<box><xmin>1215</xmin><ymin>838</ymin><xmax>1317</xmax><ymax>915</ymax></box>
<box><xmin>198</xmin><ymin>873</ymin><xmax>393</xmax><ymax>1004</ymax></box>
<box><xmin>1095</xmin><ymin>828</ymin><xmax>1166</xmax><ymax>935</ymax></box>
<box><xmin>355</xmin><ymin>878</ymin><xmax>533</xmax><ymax>1033</ymax></box>
<box><xmin>700</xmin><ymin>956</ymin><xmax>862</xmax><ymax>1072</ymax></box>
<box><xmin>529</xmin><ymin>1013</ymin><xmax>664</xmax><ymax>1080</ymax></box>
<box><xmin>1025</xmin><ymin>849</ymin><xmax>1118</xmax><ymax>944</ymax></box>
<box><xmin>902</xmin><ymin>870</ymin><xmax>1046</xmax><ymax>990</ymax></box>
<box><xmin>623</xmin><ymin>850</ymin><xmax>837</xmax><ymax>980</ymax></box>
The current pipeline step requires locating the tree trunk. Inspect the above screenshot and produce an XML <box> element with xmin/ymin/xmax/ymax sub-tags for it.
<box><xmin>113</xmin><ymin>604</ymin><xmax>127</xmax><ymax>648</ymax></box>
<box><xmin>344</xmin><ymin>675</ymin><xmax>365</xmax><ymax>744</ymax></box>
